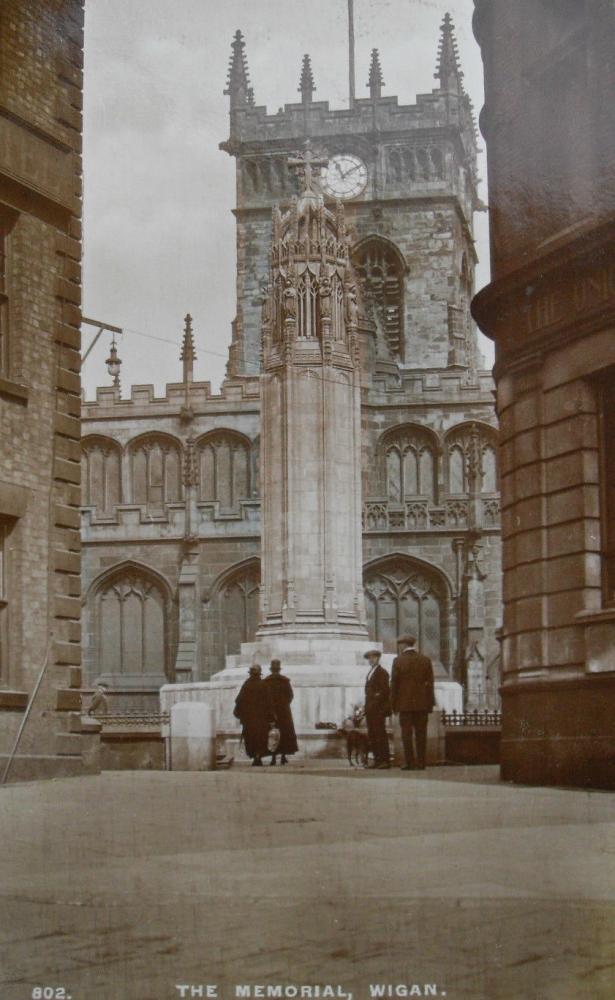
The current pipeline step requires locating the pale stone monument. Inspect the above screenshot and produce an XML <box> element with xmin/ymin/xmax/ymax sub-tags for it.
<box><xmin>162</xmin><ymin>150</ymin><xmax>462</xmax><ymax>756</ymax></box>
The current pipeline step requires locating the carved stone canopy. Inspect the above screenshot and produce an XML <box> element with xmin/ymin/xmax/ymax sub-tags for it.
<box><xmin>262</xmin><ymin>144</ymin><xmax>362</xmax><ymax>358</ymax></box>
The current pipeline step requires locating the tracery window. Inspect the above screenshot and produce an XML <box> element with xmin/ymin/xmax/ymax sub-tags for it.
<box><xmin>416</xmin><ymin>148</ymin><xmax>430</xmax><ymax>180</ymax></box>
<box><xmin>389</xmin><ymin>148</ymin><xmax>403</xmax><ymax>182</ymax></box>
<box><xmin>219</xmin><ymin>563</ymin><xmax>260</xmax><ymax>658</ymax></box>
<box><xmin>204</xmin><ymin>559</ymin><xmax>262</xmax><ymax>677</ymax></box>
<box><xmin>430</xmin><ymin>147</ymin><xmax>445</xmax><ymax>180</ymax></box>
<box><xmin>334</xmin><ymin>275</ymin><xmax>344</xmax><ymax>337</ymax></box>
<box><xmin>82</xmin><ymin>436</ymin><xmax>122</xmax><ymax>516</ymax></box>
<box><xmin>297</xmin><ymin>270</ymin><xmax>318</xmax><ymax>339</ymax></box>
<box><xmin>445</xmin><ymin>425</ymin><xmax>498</xmax><ymax>495</ymax></box>
<box><xmin>402</xmin><ymin>148</ymin><xmax>416</xmax><ymax>180</ymax></box>
<box><xmin>383</xmin><ymin>426</ymin><xmax>437</xmax><ymax>503</ymax></box>
<box><xmin>353</xmin><ymin>239</ymin><xmax>405</xmax><ymax>361</ymax></box>
<box><xmin>364</xmin><ymin>556</ymin><xmax>448</xmax><ymax>663</ymax></box>
<box><xmin>482</xmin><ymin>445</ymin><xmax>497</xmax><ymax>493</ymax></box>
<box><xmin>197</xmin><ymin>431</ymin><xmax>251</xmax><ymax>511</ymax></box>
<box><xmin>129</xmin><ymin>435</ymin><xmax>182</xmax><ymax>514</ymax></box>
<box><xmin>96</xmin><ymin>567</ymin><xmax>168</xmax><ymax>678</ymax></box>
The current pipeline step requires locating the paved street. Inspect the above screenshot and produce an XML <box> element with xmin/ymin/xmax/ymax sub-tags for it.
<box><xmin>1</xmin><ymin>767</ymin><xmax>614</xmax><ymax>1000</ymax></box>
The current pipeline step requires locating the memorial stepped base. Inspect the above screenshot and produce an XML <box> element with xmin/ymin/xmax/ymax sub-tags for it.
<box><xmin>161</xmin><ymin>637</ymin><xmax>463</xmax><ymax>761</ymax></box>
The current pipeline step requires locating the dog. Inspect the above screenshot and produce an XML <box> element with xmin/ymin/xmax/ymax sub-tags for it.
<box><xmin>339</xmin><ymin>705</ymin><xmax>369</xmax><ymax>768</ymax></box>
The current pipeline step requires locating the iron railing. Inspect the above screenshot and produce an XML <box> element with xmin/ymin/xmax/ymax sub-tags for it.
<box><xmin>92</xmin><ymin>712</ymin><xmax>169</xmax><ymax>727</ymax></box>
<box><xmin>441</xmin><ymin>709</ymin><xmax>502</xmax><ymax>727</ymax></box>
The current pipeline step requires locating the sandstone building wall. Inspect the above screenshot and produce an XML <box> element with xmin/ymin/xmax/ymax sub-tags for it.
<box><xmin>0</xmin><ymin>0</ymin><xmax>97</xmax><ymax>780</ymax></box>
<box><xmin>472</xmin><ymin>0</ymin><xmax>615</xmax><ymax>787</ymax></box>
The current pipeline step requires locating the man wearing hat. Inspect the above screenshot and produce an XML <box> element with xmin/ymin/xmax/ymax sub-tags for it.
<box><xmin>264</xmin><ymin>659</ymin><xmax>298</xmax><ymax>765</ymax></box>
<box><xmin>391</xmin><ymin>634</ymin><xmax>435</xmax><ymax>770</ymax></box>
<box><xmin>363</xmin><ymin>649</ymin><xmax>392</xmax><ymax>769</ymax></box>
<box><xmin>233</xmin><ymin>665</ymin><xmax>276</xmax><ymax>767</ymax></box>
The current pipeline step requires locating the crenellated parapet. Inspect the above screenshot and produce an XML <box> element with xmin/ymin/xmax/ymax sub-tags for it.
<box><xmin>82</xmin><ymin>374</ymin><xmax>261</xmax><ymax>419</ymax></box>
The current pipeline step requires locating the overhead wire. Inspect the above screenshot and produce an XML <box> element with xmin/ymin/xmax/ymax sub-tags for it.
<box><xmin>81</xmin><ymin>320</ymin><xmax>378</xmax><ymax>391</ymax></box>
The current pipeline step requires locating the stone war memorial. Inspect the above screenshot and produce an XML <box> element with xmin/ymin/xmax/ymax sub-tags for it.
<box><xmin>81</xmin><ymin>16</ymin><xmax>502</xmax><ymax>758</ymax></box>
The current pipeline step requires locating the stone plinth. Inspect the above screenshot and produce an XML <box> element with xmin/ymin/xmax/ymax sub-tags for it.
<box><xmin>161</xmin><ymin>641</ymin><xmax>462</xmax><ymax>761</ymax></box>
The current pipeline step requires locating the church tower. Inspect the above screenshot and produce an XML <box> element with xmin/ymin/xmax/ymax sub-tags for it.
<box><xmin>221</xmin><ymin>16</ymin><xmax>481</xmax><ymax>380</ymax></box>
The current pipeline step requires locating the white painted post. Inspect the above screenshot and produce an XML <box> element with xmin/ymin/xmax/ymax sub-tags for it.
<box><xmin>170</xmin><ymin>702</ymin><xmax>216</xmax><ymax>771</ymax></box>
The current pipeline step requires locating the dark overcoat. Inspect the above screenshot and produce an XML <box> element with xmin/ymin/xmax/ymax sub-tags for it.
<box><xmin>233</xmin><ymin>677</ymin><xmax>275</xmax><ymax>758</ymax></box>
<box><xmin>390</xmin><ymin>650</ymin><xmax>435</xmax><ymax>713</ymax></box>
<box><xmin>364</xmin><ymin>663</ymin><xmax>391</xmax><ymax>718</ymax></box>
<box><xmin>264</xmin><ymin>673</ymin><xmax>298</xmax><ymax>755</ymax></box>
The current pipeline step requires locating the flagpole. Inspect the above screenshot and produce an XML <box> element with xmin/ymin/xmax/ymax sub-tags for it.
<box><xmin>348</xmin><ymin>0</ymin><xmax>356</xmax><ymax>107</ymax></box>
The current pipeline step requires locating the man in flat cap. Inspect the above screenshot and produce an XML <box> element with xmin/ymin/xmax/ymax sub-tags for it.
<box><xmin>363</xmin><ymin>648</ymin><xmax>392</xmax><ymax>769</ymax></box>
<box><xmin>233</xmin><ymin>664</ymin><xmax>276</xmax><ymax>767</ymax></box>
<box><xmin>391</xmin><ymin>634</ymin><xmax>435</xmax><ymax>770</ymax></box>
<box><xmin>264</xmin><ymin>659</ymin><xmax>298</xmax><ymax>765</ymax></box>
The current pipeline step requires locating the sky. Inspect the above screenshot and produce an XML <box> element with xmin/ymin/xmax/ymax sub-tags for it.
<box><xmin>81</xmin><ymin>0</ymin><xmax>491</xmax><ymax>399</ymax></box>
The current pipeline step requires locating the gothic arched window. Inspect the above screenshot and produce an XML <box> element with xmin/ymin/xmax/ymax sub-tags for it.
<box><xmin>245</xmin><ymin>160</ymin><xmax>260</xmax><ymax>194</ymax></box>
<box><xmin>364</xmin><ymin>556</ymin><xmax>450</xmax><ymax>664</ymax></box>
<box><xmin>353</xmin><ymin>238</ymin><xmax>405</xmax><ymax>361</ymax></box>
<box><xmin>402</xmin><ymin>148</ymin><xmax>416</xmax><ymax>181</ymax></box>
<box><xmin>203</xmin><ymin>559</ymin><xmax>261</xmax><ymax>677</ymax></box>
<box><xmin>449</xmin><ymin>445</ymin><xmax>466</xmax><ymax>494</ymax></box>
<box><xmin>297</xmin><ymin>269</ymin><xmax>318</xmax><ymax>339</ymax></box>
<box><xmin>416</xmin><ymin>148</ymin><xmax>430</xmax><ymax>179</ymax></box>
<box><xmin>274</xmin><ymin>158</ymin><xmax>288</xmax><ymax>193</ymax></box>
<box><xmin>128</xmin><ymin>435</ymin><xmax>182</xmax><ymax>514</ymax></box>
<box><xmin>197</xmin><ymin>430</ymin><xmax>252</xmax><ymax>511</ymax></box>
<box><xmin>333</xmin><ymin>275</ymin><xmax>345</xmax><ymax>342</ymax></box>
<box><xmin>82</xmin><ymin>436</ymin><xmax>122</xmax><ymax>516</ymax></box>
<box><xmin>445</xmin><ymin>424</ymin><xmax>498</xmax><ymax>495</ymax></box>
<box><xmin>95</xmin><ymin>565</ymin><xmax>169</xmax><ymax>680</ymax></box>
<box><xmin>388</xmin><ymin>148</ymin><xmax>403</xmax><ymax>183</ymax></box>
<box><xmin>430</xmin><ymin>147</ymin><xmax>444</xmax><ymax>180</ymax></box>
<box><xmin>220</xmin><ymin>564</ymin><xmax>260</xmax><ymax>657</ymax></box>
<box><xmin>482</xmin><ymin>445</ymin><xmax>497</xmax><ymax>493</ymax></box>
<box><xmin>382</xmin><ymin>425</ymin><xmax>438</xmax><ymax>503</ymax></box>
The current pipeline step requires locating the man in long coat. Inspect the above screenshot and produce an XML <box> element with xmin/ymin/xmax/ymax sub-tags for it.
<box><xmin>264</xmin><ymin>659</ymin><xmax>298</xmax><ymax>765</ymax></box>
<box><xmin>233</xmin><ymin>665</ymin><xmax>275</xmax><ymax>767</ymax></box>
<box><xmin>390</xmin><ymin>634</ymin><xmax>435</xmax><ymax>770</ymax></box>
<box><xmin>363</xmin><ymin>649</ymin><xmax>391</xmax><ymax>768</ymax></box>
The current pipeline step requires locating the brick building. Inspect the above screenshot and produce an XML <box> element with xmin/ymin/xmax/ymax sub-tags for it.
<box><xmin>472</xmin><ymin>0</ymin><xmax>615</xmax><ymax>787</ymax></box>
<box><xmin>81</xmin><ymin>17</ymin><xmax>502</xmax><ymax>715</ymax></box>
<box><xmin>0</xmin><ymin>0</ymin><xmax>97</xmax><ymax>780</ymax></box>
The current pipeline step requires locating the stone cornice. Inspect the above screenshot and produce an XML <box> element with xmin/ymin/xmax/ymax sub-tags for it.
<box><xmin>472</xmin><ymin>215</ymin><xmax>615</xmax><ymax>376</ymax></box>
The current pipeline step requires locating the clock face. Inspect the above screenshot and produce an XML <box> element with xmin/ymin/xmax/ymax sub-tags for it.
<box><xmin>321</xmin><ymin>154</ymin><xmax>368</xmax><ymax>200</ymax></box>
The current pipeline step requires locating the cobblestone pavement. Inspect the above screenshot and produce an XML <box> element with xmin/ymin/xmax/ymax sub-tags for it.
<box><xmin>0</xmin><ymin>767</ymin><xmax>614</xmax><ymax>1000</ymax></box>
